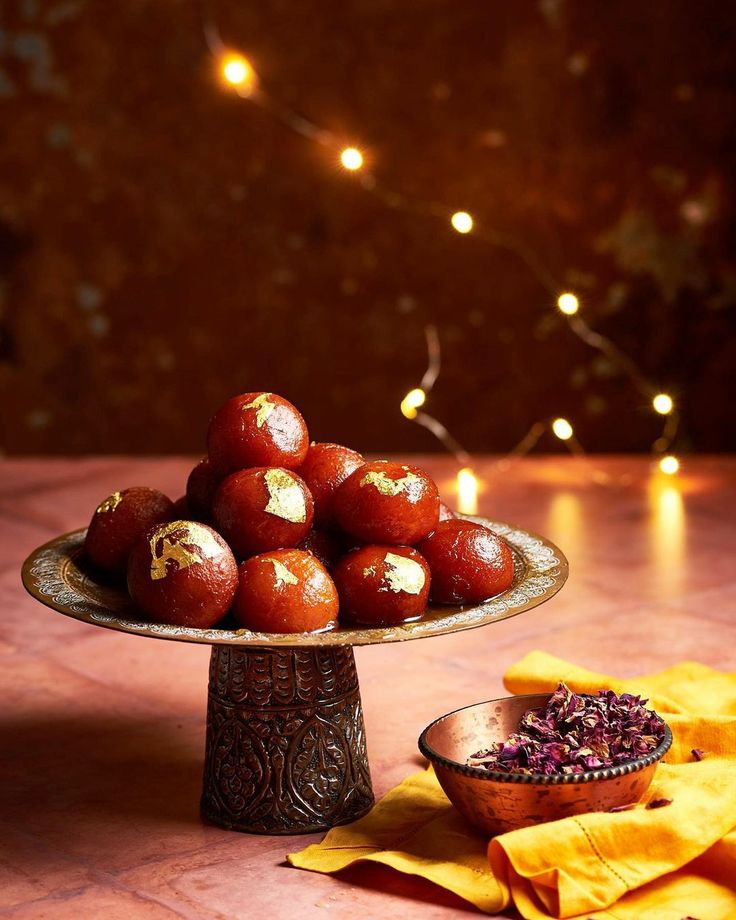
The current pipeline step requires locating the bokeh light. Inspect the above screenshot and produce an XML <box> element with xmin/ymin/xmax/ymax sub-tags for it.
<box><xmin>340</xmin><ymin>147</ymin><xmax>364</xmax><ymax>171</ymax></box>
<box><xmin>400</xmin><ymin>387</ymin><xmax>426</xmax><ymax>420</ymax></box>
<box><xmin>220</xmin><ymin>54</ymin><xmax>257</xmax><ymax>95</ymax></box>
<box><xmin>552</xmin><ymin>417</ymin><xmax>574</xmax><ymax>441</ymax></box>
<box><xmin>451</xmin><ymin>211</ymin><xmax>473</xmax><ymax>234</ymax></box>
<box><xmin>659</xmin><ymin>455</ymin><xmax>680</xmax><ymax>475</ymax></box>
<box><xmin>457</xmin><ymin>467</ymin><xmax>478</xmax><ymax>514</ymax></box>
<box><xmin>557</xmin><ymin>293</ymin><xmax>579</xmax><ymax>315</ymax></box>
<box><xmin>653</xmin><ymin>393</ymin><xmax>674</xmax><ymax>415</ymax></box>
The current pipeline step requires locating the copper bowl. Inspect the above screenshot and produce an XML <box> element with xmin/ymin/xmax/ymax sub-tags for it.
<box><xmin>418</xmin><ymin>693</ymin><xmax>672</xmax><ymax>836</ymax></box>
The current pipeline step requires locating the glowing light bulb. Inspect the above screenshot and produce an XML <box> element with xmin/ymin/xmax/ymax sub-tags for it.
<box><xmin>400</xmin><ymin>387</ymin><xmax>426</xmax><ymax>420</ymax></box>
<box><xmin>652</xmin><ymin>393</ymin><xmax>674</xmax><ymax>415</ymax></box>
<box><xmin>340</xmin><ymin>147</ymin><xmax>363</xmax><ymax>171</ymax></box>
<box><xmin>451</xmin><ymin>211</ymin><xmax>473</xmax><ymax>234</ymax></box>
<box><xmin>220</xmin><ymin>54</ymin><xmax>257</xmax><ymax>94</ymax></box>
<box><xmin>659</xmin><ymin>455</ymin><xmax>679</xmax><ymax>475</ymax></box>
<box><xmin>552</xmin><ymin>417</ymin><xmax>574</xmax><ymax>441</ymax></box>
<box><xmin>557</xmin><ymin>292</ymin><xmax>579</xmax><ymax>315</ymax></box>
<box><xmin>457</xmin><ymin>467</ymin><xmax>478</xmax><ymax>515</ymax></box>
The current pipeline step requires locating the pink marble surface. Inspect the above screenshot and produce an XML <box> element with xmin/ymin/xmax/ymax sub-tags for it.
<box><xmin>1</xmin><ymin>455</ymin><xmax>735</xmax><ymax>919</ymax></box>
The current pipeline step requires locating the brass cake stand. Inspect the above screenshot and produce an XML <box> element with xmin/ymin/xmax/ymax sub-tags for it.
<box><xmin>21</xmin><ymin>517</ymin><xmax>567</xmax><ymax>836</ymax></box>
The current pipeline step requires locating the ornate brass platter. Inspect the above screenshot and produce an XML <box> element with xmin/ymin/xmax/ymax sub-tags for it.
<box><xmin>21</xmin><ymin>517</ymin><xmax>567</xmax><ymax>647</ymax></box>
<box><xmin>21</xmin><ymin>516</ymin><xmax>567</xmax><ymax>834</ymax></box>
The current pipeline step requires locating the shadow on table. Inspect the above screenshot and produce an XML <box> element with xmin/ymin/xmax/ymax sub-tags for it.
<box><xmin>329</xmin><ymin>862</ymin><xmax>495</xmax><ymax>915</ymax></box>
<box><xmin>0</xmin><ymin>711</ymin><xmax>204</xmax><ymax>831</ymax></box>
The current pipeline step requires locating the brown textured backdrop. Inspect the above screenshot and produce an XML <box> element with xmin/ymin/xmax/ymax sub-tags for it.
<box><xmin>1</xmin><ymin>0</ymin><xmax>735</xmax><ymax>456</ymax></box>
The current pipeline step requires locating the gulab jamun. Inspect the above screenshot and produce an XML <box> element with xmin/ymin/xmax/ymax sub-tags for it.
<box><xmin>186</xmin><ymin>457</ymin><xmax>220</xmax><ymax>520</ymax></box>
<box><xmin>297</xmin><ymin>442</ymin><xmax>364</xmax><ymax>528</ymax></box>
<box><xmin>439</xmin><ymin>501</ymin><xmax>455</xmax><ymax>521</ymax></box>
<box><xmin>333</xmin><ymin>545</ymin><xmax>431</xmax><ymax>626</ymax></box>
<box><xmin>212</xmin><ymin>467</ymin><xmax>314</xmax><ymax>558</ymax></box>
<box><xmin>232</xmin><ymin>549</ymin><xmax>338</xmax><ymax>633</ymax></box>
<box><xmin>207</xmin><ymin>391</ymin><xmax>309</xmax><ymax>476</ymax></box>
<box><xmin>172</xmin><ymin>495</ymin><xmax>190</xmax><ymax>518</ymax></box>
<box><xmin>84</xmin><ymin>487</ymin><xmax>174</xmax><ymax>577</ymax></box>
<box><xmin>334</xmin><ymin>460</ymin><xmax>439</xmax><ymax>545</ymax></box>
<box><xmin>416</xmin><ymin>520</ymin><xmax>514</xmax><ymax>604</ymax></box>
<box><xmin>127</xmin><ymin>520</ymin><xmax>238</xmax><ymax>628</ymax></box>
<box><xmin>298</xmin><ymin>528</ymin><xmax>343</xmax><ymax>570</ymax></box>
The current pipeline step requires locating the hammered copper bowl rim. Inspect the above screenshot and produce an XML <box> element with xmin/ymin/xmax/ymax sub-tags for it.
<box><xmin>418</xmin><ymin>692</ymin><xmax>673</xmax><ymax>785</ymax></box>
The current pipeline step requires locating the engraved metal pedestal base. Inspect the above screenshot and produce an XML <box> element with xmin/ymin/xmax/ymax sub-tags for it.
<box><xmin>201</xmin><ymin>645</ymin><xmax>374</xmax><ymax>834</ymax></box>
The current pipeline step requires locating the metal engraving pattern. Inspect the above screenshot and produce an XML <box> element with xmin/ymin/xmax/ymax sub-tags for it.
<box><xmin>20</xmin><ymin>517</ymin><xmax>568</xmax><ymax>647</ymax></box>
<box><xmin>201</xmin><ymin>645</ymin><xmax>373</xmax><ymax>833</ymax></box>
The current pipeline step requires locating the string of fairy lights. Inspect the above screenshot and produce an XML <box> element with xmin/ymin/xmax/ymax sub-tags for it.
<box><xmin>203</xmin><ymin>23</ymin><xmax>682</xmax><ymax>508</ymax></box>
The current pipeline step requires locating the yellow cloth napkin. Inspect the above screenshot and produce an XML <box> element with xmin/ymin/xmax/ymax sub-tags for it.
<box><xmin>289</xmin><ymin>653</ymin><xmax>736</xmax><ymax>918</ymax></box>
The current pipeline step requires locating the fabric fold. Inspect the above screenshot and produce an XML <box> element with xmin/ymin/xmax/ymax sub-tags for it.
<box><xmin>289</xmin><ymin>766</ymin><xmax>507</xmax><ymax>913</ymax></box>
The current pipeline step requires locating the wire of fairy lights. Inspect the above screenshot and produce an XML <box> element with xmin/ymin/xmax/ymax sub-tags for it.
<box><xmin>201</xmin><ymin>23</ymin><xmax>681</xmax><ymax>484</ymax></box>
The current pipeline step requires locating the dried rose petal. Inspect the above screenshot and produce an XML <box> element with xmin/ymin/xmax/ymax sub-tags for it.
<box><xmin>467</xmin><ymin>682</ymin><xmax>666</xmax><ymax>777</ymax></box>
<box><xmin>646</xmin><ymin>797</ymin><xmax>673</xmax><ymax>809</ymax></box>
<box><xmin>691</xmin><ymin>748</ymin><xmax>706</xmax><ymax>761</ymax></box>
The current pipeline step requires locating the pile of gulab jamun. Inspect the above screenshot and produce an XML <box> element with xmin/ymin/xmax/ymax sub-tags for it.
<box><xmin>83</xmin><ymin>392</ymin><xmax>514</xmax><ymax>633</ymax></box>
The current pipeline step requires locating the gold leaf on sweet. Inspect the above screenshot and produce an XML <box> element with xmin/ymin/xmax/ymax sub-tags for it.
<box><xmin>269</xmin><ymin>558</ymin><xmax>299</xmax><ymax>587</ymax></box>
<box><xmin>241</xmin><ymin>392</ymin><xmax>275</xmax><ymax>428</ymax></box>
<box><xmin>96</xmin><ymin>491</ymin><xmax>123</xmax><ymax>514</ymax></box>
<box><xmin>360</xmin><ymin>470</ymin><xmax>420</xmax><ymax>496</ymax></box>
<box><xmin>263</xmin><ymin>468</ymin><xmax>306</xmax><ymax>523</ymax></box>
<box><xmin>149</xmin><ymin>521</ymin><xmax>221</xmax><ymax>581</ymax></box>
<box><xmin>382</xmin><ymin>552</ymin><xmax>426</xmax><ymax>595</ymax></box>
